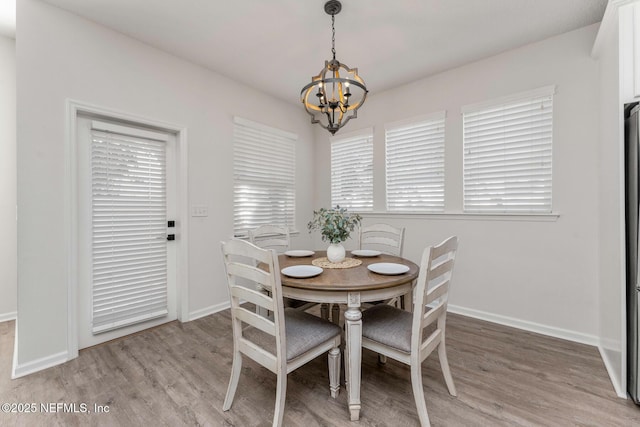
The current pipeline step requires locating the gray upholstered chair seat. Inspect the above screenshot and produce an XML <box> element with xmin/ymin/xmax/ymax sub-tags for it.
<box><xmin>245</xmin><ymin>308</ymin><xmax>342</xmax><ymax>360</ymax></box>
<box><xmin>362</xmin><ymin>303</ymin><xmax>414</xmax><ymax>353</ymax></box>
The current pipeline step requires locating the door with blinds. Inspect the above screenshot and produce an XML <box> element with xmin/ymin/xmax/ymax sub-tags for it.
<box><xmin>77</xmin><ymin>116</ymin><xmax>177</xmax><ymax>349</ymax></box>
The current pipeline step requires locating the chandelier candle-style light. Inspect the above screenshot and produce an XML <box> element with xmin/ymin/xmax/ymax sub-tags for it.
<box><xmin>300</xmin><ymin>0</ymin><xmax>368</xmax><ymax>135</ymax></box>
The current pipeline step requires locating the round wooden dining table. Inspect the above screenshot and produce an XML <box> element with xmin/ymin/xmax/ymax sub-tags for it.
<box><xmin>278</xmin><ymin>251</ymin><xmax>419</xmax><ymax>421</ymax></box>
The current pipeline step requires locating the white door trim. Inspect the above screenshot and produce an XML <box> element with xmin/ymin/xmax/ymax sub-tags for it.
<box><xmin>65</xmin><ymin>99</ymin><xmax>189</xmax><ymax>360</ymax></box>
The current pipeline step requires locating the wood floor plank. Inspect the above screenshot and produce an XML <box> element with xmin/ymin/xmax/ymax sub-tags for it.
<box><xmin>1</xmin><ymin>311</ymin><xmax>639</xmax><ymax>426</ymax></box>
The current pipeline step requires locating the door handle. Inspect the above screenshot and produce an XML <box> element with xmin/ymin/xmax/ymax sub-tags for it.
<box><xmin>154</xmin><ymin>234</ymin><xmax>175</xmax><ymax>241</ymax></box>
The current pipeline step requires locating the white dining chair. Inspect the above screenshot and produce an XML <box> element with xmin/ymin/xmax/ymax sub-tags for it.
<box><xmin>249</xmin><ymin>224</ymin><xmax>316</xmax><ymax>314</ymax></box>
<box><xmin>248</xmin><ymin>224</ymin><xmax>291</xmax><ymax>254</ymax></box>
<box><xmin>360</xmin><ymin>236</ymin><xmax>458</xmax><ymax>427</ymax></box>
<box><xmin>221</xmin><ymin>239</ymin><xmax>342</xmax><ymax>427</ymax></box>
<box><xmin>358</xmin><ymin>223</ymin><xmax>407</xmax><ymax>311</ymax></box>
<box><xmin>358</xmin><ymin>223</ymin><xmax>405</xmax><ymax>257</ymax></box>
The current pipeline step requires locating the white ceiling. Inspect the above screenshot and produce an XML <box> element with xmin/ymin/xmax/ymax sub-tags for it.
<box><xmin>39</xmin><ymin>0</ymin><xmax>607</xmax><ymax>105</ymax></box>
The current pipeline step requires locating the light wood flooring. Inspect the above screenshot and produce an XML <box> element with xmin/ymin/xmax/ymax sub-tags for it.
<box><xmin>1</xmin><ymin>309</ymin><xmax>639</xmax><ymax>426</ymax></box>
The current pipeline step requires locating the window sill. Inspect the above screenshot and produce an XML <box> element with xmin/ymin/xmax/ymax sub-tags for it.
<box><xmin>357</xmin><ymin>211</ymin><xmax>560</xmax><ymax>222</ymax></box>
<box><xmin>234</xmin><ymin>229</ymin><xmax>301</xmax><ymax>239</ymax></box>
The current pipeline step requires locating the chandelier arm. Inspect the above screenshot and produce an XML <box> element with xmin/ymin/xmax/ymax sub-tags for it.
<box><xmin>324</xmin><ymin>111</ymin><xmax>333</xmax><ymax>126</ymax></box>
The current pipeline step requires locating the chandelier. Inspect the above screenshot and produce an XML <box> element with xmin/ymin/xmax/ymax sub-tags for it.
<box><xmin>300</xmin><ymin>0</ymin><xmax>368</xmax><ymax>135</ymax></box>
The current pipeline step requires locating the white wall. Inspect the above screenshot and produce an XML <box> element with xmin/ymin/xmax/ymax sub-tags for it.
<box><xmin>596</xmin><ymin>7</ymin><xmax>626</xmax><ymax>396</ymax></box>
<box><xmin>314</xmin><ymin>25</ymin><xmax>602</xmax><ymax>343</ymax></box>
<box><xmin>593</xmin><ymin>0</ymin><xmax>640</xmax><ymax>399</ymax></box>
<box><xmin>16</xmin><ymin>0</ymin><xmax>315</xmax><ymax>371</ymax></box>
<box><xmin>0</xmin><ymin>35</ymin><xmax>16</xmax><ymax>322</ymax></box>
<box><xmin>14</xmin><ymin>0</ymin><xmax>618</xmax><ymax>383</ymax></box>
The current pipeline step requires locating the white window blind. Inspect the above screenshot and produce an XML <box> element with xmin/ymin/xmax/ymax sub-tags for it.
<box><xmin>233</xmin><ymin>117</ymin><xmax>296</xmax><ymax>236</ymax></box>
<box><xmin>385</xmin><ymin>113</ymin><xmax>445</xmax><ymax>212</ymax></box>
<box><xmin>462</xmin><ymin>86</ymin><xmax>554</xmax><ymax>213</ymax></box>
<box><xmin>331</xmin><ymin>129</ymin><xmax>373</xmax><ymax>211</ymax></box>
<box><xmin>90</xmin><ymin>121</ymin><xmax>169</xmax><ymax>334</ymax></box>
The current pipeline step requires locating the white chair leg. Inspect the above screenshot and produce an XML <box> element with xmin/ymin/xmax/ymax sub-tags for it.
<box><xmin>223</xmin><ymin>351</ymin><xmax>243</xmax><ymax>411</ymax></box>
<box><xmin>331</xmin><ymin>304</ymin><xmax>341</xmax><ymax>325</ymax></box>
<box><xmin>328</xmin><ymin>346</ymin><xmax>341</xmax><ymax>398</ymax></box>
<box><xmin>410</xmin><ymin>363</ymin><xmax>431</xmax><ymax>427</ymax></box>
<box><xmin>320</xmin><ymin>303</ymin><xmax>330</xmax><ymax>320</ymax></box>
<box><xmin>273</xmin><ymin>373</ymin><xmax>287</xmax><ymax>427</ymax></box>
<box><xmin>438</xmin><ymin>341</ymin><xmax>457</xmax><ymax>396</ymax></box>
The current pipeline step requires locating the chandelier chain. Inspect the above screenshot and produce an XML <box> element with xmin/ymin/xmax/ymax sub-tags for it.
<box><xmin>331</xmin><ymin>14</ymin><xmax>336</xmax><ymax>59</ymax></box>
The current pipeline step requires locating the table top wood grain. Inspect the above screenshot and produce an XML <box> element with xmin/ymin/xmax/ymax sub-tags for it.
<box><xmin>278</xmin><ymin>251</ymin><xmax>419</xmax><ymax>291</ymax></box>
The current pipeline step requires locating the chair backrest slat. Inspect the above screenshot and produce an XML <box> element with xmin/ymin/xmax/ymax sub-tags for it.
<box><xmin>361</xmin><ymin>236</ymin><xmax>400</xmax><ymax>249</ymax></box>
<box><xmin>425</xmin><ymin>280</ymin><xmax>450</xmax><ymax>306</ymax></box>
<box><xmin>430</xmin><ymin>235</ymin><xmax>458</xmax><ymax>259</ymax></box>
<box><xmin>428</xmin><ymin>258</ymin><xmax>455</xmax><ymax>285</ymax></box>
<box><xmin>229</xmin><ymin>285</ymin><xmax>275</xmax><ymax>311</ymax></box>
<box><xmin>223</xmin><ymin>238</ymin><xmax>274</xmax><ymax>264</ymax></box>
<box><xmin>227</xmin><ymin>262</ymin><xmax>273</xmax><ymax>289</ymax></box>
<box><xmin>233</xmin><ymin>306</ymin><xmax>276</xmax><ymax>336</ymax></box>
<box><xmin>422</xmin><ymin>300</ymin><xmax>446</xmax><ymax>329</ymax></box>
<box><xmin>359</xmin><ymin>223</ymin><xmax>405</xmax><ymax>256</ymax></box>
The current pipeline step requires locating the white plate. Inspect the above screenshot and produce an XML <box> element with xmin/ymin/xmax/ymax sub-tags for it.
<box><xmin>281</xmin><ymin>265</ymin><xmax>323</xmax><ymax>278</ymax></box>
<box><xmin>351</xmin><ymin>249</ymin><xmax>381</xmax><ymax>257</ymax></box>
<box><xmin>367</xmin><ymin>263</ymin><xmax>410</xmax><ymax>275</ymax></box>
<box><xmin>284</xmin><ymin>250</ymin><xmax>315</xmax><ymax>257</ymax></box>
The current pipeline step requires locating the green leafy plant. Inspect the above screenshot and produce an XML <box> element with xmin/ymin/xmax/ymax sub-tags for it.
<box><xmin>307</xmin><ymin>205</ymin><xmax>362</xmax><ymax>244</ymax></box>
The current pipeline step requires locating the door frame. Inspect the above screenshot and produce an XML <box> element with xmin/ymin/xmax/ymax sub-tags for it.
<box><xmin>65</xmin><ymin>99</ymin><xmax>189</xmax><ymax>359</ymax></box>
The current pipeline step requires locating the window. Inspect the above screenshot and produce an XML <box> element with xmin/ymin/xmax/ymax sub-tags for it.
<box><xmin>385</xmin><ymin>112</ymin><xmax>445</xmax><ymax>212</ymax></box>
<box><xmin>462</xmin><ymin>86</ymin><xmax>554</xmax><ymax>213</ymax></box>
<box><xmin>331</xmin><ymin>128</ymin><xmax>373</xmax><ymax>211</ymax></box>
<box><xmin>233</xmin><ymin>117</ymin><xmax>296</xmax><ymax>236</ymax></box>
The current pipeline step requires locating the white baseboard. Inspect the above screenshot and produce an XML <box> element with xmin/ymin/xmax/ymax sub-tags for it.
<box><xmin>449</xmin><ymin>305</ymin><xmax>630</xmax><ymax>400</ymax></box>
<box><xmin>188</xmin><ymin>301</ymin><xmax>230</xmax><ymax>321</ymax></box>
<box><xmin>598</xmin><ymin>345</ymin><xmax>627</xmax><ymax>398</ymax></box>
<box><xmin>0</xmin><ymin>311</ymin><xmax>17</xmax><ymax>322</ymax></box>
<box><xmin>11</xmin><ymin>308</ymin><xmax>69</xmax><ymax>379</ymax></box>
<box><xmin>12</xmin><ymin>350</ymin><xmax>70</xmax><ymax>379</ymax></box>
<box><xmin>12</xmin><ymin>318</ymin><xmax>18</xmax><ymax>378</ymax></box>
<box><xmin>448</xmin><ymin>304</ymin><xmax>599</xmax><ymax>346</ymax></box>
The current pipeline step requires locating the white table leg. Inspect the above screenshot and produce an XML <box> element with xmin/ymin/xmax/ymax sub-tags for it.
<box><xmin>344</xmin><ymin>292</ymin><xmax>362</xmax><ymax>421</ymax></box>
<box><xmin>404</xmin><ymin>281</ymin><xmax>415</xmax><ymax>312</ymax></box>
